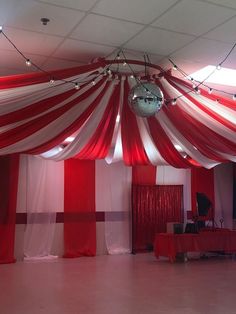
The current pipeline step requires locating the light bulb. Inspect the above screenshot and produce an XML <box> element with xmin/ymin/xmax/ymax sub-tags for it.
<box><xmin>194</xmin><ymin>87</ymin><xmax>201</xmax><ymax>95</ymax></box>
<box><xmin>172</xmin><ymin>98</ymin><xmax>177</xmax><ymax>106</ymax></box>
<box><xmin>123</xmin><ymin>61</ymin><xmax>127</xmax><ymax>66</ymax></box>
<box><xmin>173</xmin><ymin>65</ymin><xmax>177</xmax><ymax>71</ymax></box>
<box><xmin>26</xmin><ymin>59</ymin><xmax>31</xmax><ymax>67</ymax></box>
<box><xmin>208</xmin><ymin>88</ymin><xmax>213</xmax><ymax>94</ymax></box>
<box><xmin>0</xmin><ymin>25</ymin><xmax>3</xmax><ymax>33</ymax></box>
<box><xmin>233</xmin><ymin>94</ymin><xmax>236</xmax><ymax>101</ymax></box>
<box><xmin>216</xmin><ymin>64</ymin><xmax>221</xmax><ymax>70</ymax></box>
<box><xmin>50</xmin><ymin>78</ymin><xmax>55</xmax><ymax>84</ymax></box>
<box><xmin>75</xmin><ymin>83</ymin><xmax>80</xmax><ymax>90</ymax></box>
<box><xmin>92</xmin><ymin>80</ymin><xmax>96</xmax><ymax>86</ymax></box>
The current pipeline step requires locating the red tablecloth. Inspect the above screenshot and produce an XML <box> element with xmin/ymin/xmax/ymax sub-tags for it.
<box><xmin>154</xmin><ymin>231</ymin><xmax>236</xmax><ymax>262</ymax></box>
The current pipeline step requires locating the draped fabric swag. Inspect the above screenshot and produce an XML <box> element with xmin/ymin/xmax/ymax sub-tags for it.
<box><xmin>0</xmin><ymin>59</ymin><xmax>235</xmax><ymax>168</ymax></box>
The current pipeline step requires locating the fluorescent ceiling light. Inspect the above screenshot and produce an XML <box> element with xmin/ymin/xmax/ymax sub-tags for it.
<box><xmin>189</xmin><ymin>65</ymin><xmax>236</xmax><ymax>87</ymax></box>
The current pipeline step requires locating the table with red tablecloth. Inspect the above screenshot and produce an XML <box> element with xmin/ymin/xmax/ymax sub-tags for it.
<box><xmin>154</xmin><ymin>231</ymin><xmax>236</xmax><ymax>262</ymax></box>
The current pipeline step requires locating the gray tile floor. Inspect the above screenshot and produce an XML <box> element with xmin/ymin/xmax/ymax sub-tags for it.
<box><xmin>1</xmin><ymin>253</ymin><xmax>236</xmax><ymax>314</ymax></box>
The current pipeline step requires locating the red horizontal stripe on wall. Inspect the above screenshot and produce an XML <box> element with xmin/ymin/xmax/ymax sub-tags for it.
<box><xmin>15</xmin><ymin>211</ymin><xmax>128</xmax><ymax>224</ymax></box>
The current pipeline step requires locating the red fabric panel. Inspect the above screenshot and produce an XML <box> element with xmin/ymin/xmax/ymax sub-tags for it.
<box><xmin>27</xmin><ymin>79</ymin><xmax>108</xmax><ymax>154</ymax></box>
<box><xmin>132</xmin><ymin>185</ymin><xmax>183</xmax><ymax>252</ymax></box>
<box><xmin>148</xmin><ymin>116</ymin><xmax>193</xmax><ymax>168</ymax></box>
<box><xmin>132</xmin><ymin>165</ymin><xmax>156</xmax><ymax>185</ymax></box>
<box><xmin>121</xmin><ymin>79</ymin><xmax>149</xmax><ymax>165</ymax></box>
<box><xmin>75</xmin><ymin>82</ymin><xmax>120</xmax><ymax>159</ymax></box>
<box><xmin>168</xmin><ymin>74</ymin><xmax>236</xmax><ymax>111</ymax></box>
<box><xmin>191</xmin><ymin>167</ymin><xmax>215</xmax><ymax>216</ymax></box>
<box><xmin>64</xmin><ymin>159</ymin><xmax>96</xmax><ymax>257</ymax></box>
<box><xmin>0</xmin><ymin>78</ymin><xmax>106</xmax><ymax>149</ymax></box>
<box><xmin>0</xmin><ymin>88</ymin><xmax>77</xmax><ymax>127</ymax></box>
<box><xmin>0</xmin><ymin>61</ymin><xmax>105</xmax><ymax>89</ymax></box>
<box><xmin>165</xmin><ymin>76</ymin><xmax>236</xmax><ymax>133</ymax></box>
<box><xmin>0</xmin><ymin>154</ymin><xmax>19</xmax><ymax>264</ymax></box>
<box><xmin>158</xmin><ymin>78</ymin><xmax>235</xmax><ymax>159</ymax></box>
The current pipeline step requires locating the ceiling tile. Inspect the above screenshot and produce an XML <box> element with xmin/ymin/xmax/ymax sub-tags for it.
<box><xmin>43</xmin><ymin>57</ymin><xmax>85</xmax><ymax>71</ymax></box>
<box><xmin>107</xmin><ymin>49</ymin><xmax>164</xmax><ymax>73</ymax></box>
<box><xmin>92</xmin><ymin>0</ymin><xmax>179</xmax><ymax>24</ymax></box>
<box><xmin>71</xmin><ymin>14</ymin><xmax>143</xmax><ymax>46</ymax></box>
<box><xmin>4</xmin><ymin>1</ymin><xmax>85</xmax><ymax>36</ymax></box>
<box><xmin>0</xmin><ymin>50</ymin><xmax>47</xmax><ymax>73</ymax></box>
<box><xmin>3</xmin><ymin>27</ymin><xmax>64</xmax><ymax>56</ymax></box>
<box><xmin>36</xmin><ymin>0</ymin><xmax>98</xmax><ymax>11</ymax></box>
<box><xmin>170</xmin><ymin>38</ymin><xmax>232</xmax><ymax>66</ymax></box>
<box><xmin>124</xmin><ymin>27</ymin><xmax>195</xmax><ymax>56</ymax></box>
<box><xmin>53</xmin><ymin>39</ymin><xmax>114</xmax><ymax>63</ymax></box>
<box><xmin>152</xmin><ymin>0</ymin><xmax>235</xmax><ymax>36</ymax></box>
<box><xmin>204</xmin><ymin>0</ymin><xmax>236</xmax><ymax>9</ymax></box>
<box><xmin>203</xmin><ymin>16</ymin><xmax>236</xmax><ymax>44</ymax></box>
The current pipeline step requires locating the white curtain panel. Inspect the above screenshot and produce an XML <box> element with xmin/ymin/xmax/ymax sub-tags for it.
<box><xmin>96</xmin><ymin>160</ymin><xmax>132</xmax><ymax>254</ymax></box>
<box><xmin>17</xmin><ymin>155</ymin><xmax>64</xmax><ymax>259</ymax></box>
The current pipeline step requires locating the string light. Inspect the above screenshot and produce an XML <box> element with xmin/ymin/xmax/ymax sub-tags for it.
<box><xmin>74</xmin><ymin>82</ymin><xmax>80</xmax><ymax>90</ymax></box>
<box><xmin>25</xmin><ymin>59</ymin><xmax>31</xmax><ymax>67</ymax></box>
<box><xmin>194</xmin><ymin>87</ymin><xmax>201</xmax><ymax>95</ymax></box>
<box><xmin>1</xmin><ymin>27</ymin><xmax>236</xmax><ymax>106</ymax></box>
<box><xmin>171</xmin><ymin>98</ymin><xmax>177</xmax><ymax>106</ymax></box>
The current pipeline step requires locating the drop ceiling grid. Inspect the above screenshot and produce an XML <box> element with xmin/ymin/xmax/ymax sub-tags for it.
<box><xmin>1</xmin><ymin>0</ymin><xmax>236</xmax><ymax>74</ymax></box>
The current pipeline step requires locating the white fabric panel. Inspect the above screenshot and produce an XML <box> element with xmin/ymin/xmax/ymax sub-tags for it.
<box><xmin>0</xmin><ymin>69</ymin><xmax>102</xmax><ymax>113</ymax></box>
<box><xmin>51</xmin><ymin>80</ymin><xmax>114</xmax><ymax>160</ymax></box>
<box><xmin>0</xmin><ymin>79</ymin><xmax>107</xmax><ymax>155</ymax></box>
<box><xmin>156</xmin><ymin>165</ymin><xmax>191</xmax><ymax>222</ymax></box>
<box><xmin>214</xmin><ymin>163</ymin><xmax>233</xmax><ymax>229</ymax></box>
<box><xmin>158</xmin><ymin>111</ymin><xmax>220</xmax><ymax>168</ymax></box>
<box><xmin>105</xmin><ymin>79</ymin><xmax>124</xmax><ymax>164</ymax></box>
<box><xmin>136</xmin><ymin>117</ymin><xmax>168</xmax><ymax>165</ymax></box>
<box><xmin>17</xmin><ymin>155</ymin><xmax>64</xmax><ymax>259</ymax></box>
<box><xmin>95</xmin><ymin>160</ymin><xmax>132</xmax><ymax>254</ymax></box>
<box><xmin>161</xmin><ymin>79</ymin><xmax>236</xmax><ymax>143</ymax></box>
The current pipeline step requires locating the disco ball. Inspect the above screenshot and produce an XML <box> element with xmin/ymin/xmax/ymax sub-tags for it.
<box><xmin>128</xmin><ymin>82</ymin><xmax>163</xmax><ymax>117</ymax></box>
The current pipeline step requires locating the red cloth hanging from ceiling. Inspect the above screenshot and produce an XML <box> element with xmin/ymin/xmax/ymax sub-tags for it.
<box><xmin>64</xmin><ymin>159</ymin><xmax>96</xmax><ymax>257</ymax></box>
<box><xmin>191</xmin><ymin>167</ymin><xmax>215</xmax><ymax>218</ymax></box>
<box><xmin>132</xmin><ymin>165</ymin><xmax>156</xmax><ymax>185</ymax></box>
<box><xmin>0</xmin><ymin>154</ymin><xmax>19</xmax><ymax>264</ymax></box>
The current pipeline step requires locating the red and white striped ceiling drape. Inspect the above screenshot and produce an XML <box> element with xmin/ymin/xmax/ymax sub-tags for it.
<box><xmin>0</xmin><ymin>59</ymin><xmax>236</xmax><ymax>169</ymax></box>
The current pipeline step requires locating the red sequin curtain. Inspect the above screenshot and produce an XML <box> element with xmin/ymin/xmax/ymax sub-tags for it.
<box><xmin>132</xmin><ymin>185</ymin><xmax>183</xmax><ymax>252</ymax></box>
